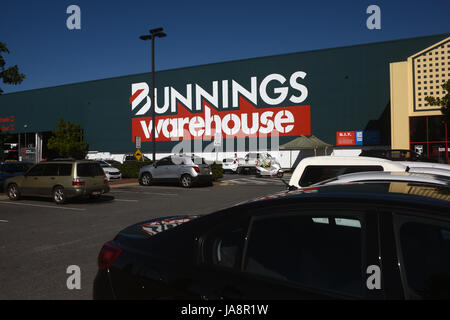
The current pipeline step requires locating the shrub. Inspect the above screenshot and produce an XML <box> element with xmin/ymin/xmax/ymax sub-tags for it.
<box><xmin>211</xmin><ymin>163</ymin><xmax>223</xmax><ymax>181</ymax></box>
<box><xmin>112</xmin><ymin>161</ymin><xmax>153</xmax><ymax>178</ymax></box>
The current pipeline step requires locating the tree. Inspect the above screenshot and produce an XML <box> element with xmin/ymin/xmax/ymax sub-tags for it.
<box><xmin>0</xmin><ymin>42</ymin><xmax>26</xmax><ymax>94</ymax></box>
<box><xmin>47</xmin><ymin>118</ymin><xmax>88</xmax><ymax>159</ymax></box>
<box><xmin>425</xmin><ymin>79</ymin><xmax>450</xmax><ymax>124</ymax></box>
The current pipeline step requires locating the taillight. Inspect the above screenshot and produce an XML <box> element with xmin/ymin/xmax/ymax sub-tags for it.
<box><xmin>98</xmin><ymin>243</ymin><xmax>122</xmax><ymax>270</ymax></box>
<box><xmin>104</xmin><ymin>177</ymin><xmax>108</xmax><ymax>184</ymax></box>
<box><xmin>193</xmin><ymin>166</ymin><xmax>200</xmax><ymax>173</ymax></box>
<box><xmin>233</xmin><ymin>160</ymin><xmax>236</xmax><ymax>164</ymax></box>
<box><xmin>72</xmin><ymin>178</ymin><xmax>85</xmax><ymax>186</ymax></box>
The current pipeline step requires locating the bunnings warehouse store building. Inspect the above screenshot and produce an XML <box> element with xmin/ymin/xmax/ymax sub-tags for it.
<box><xmin>0</xmin><ymin>33</ymin><xmax>449</xmax><ymax>167</ymax></box>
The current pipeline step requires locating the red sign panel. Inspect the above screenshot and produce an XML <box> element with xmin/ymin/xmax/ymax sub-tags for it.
<box><xmin>132</xmin><ymin>97</ymin><xmax>311</xmax><ymax>142</ymax></box>
<box><xmin>336</xmin><ymin>131</ymin><xmax>355</xmax><ymax>145</ymax></box>
<box><xmin>0</xmin><ymin>115</ymin><xmax>15</xmax><ymax>132</ymax></box>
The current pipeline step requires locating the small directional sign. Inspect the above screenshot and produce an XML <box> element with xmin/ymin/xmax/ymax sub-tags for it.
<box><xmin>135</xmin><ymin>136</ymin><xmax>141</xmax><ymax>149</ymax></box>
<box><xmin>214</xmin><ymin>132</ymin><xmax>222</xmax><ymax>147</ymax></box>
<box><xmin>134</xmin><ymin>149</ymin><xmax>143</xmax><ymax>161</ymax></box>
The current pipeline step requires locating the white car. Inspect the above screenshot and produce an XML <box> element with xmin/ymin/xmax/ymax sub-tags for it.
<box><xmin>398</xmin><ymin>161</ymin><xmax>450</xmax><ymax>171</ymax></box>
<box><xmin>97</xmin><ymin>160</ymin><xmax>122</xmax><ymax>181</ymax></box>
<box><xmin>312</xmin><ymin>171</ymin><xmax>450</xmax><ymax>187</ymax></box>
<box><xmin>222</xmin><ymin>158</ymin><xmax>239</xmax><ymax>173</ymax></box>
<box><xmin>289</xmin><ymin>156</ymin><xmax>407</xmax><ymax>189</ymax></box>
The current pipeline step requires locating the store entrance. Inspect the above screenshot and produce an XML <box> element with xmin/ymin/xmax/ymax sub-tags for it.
<box><xmin>1</xmin><ymin>131</ymin><xmax>54</xmax><ymax>163</ymax></box>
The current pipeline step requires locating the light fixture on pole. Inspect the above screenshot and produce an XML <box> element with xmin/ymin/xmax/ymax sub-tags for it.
<box><xmin>140</xmin><ymin>27</ymin><xmax>166</xmax><ymax>163</ymax></box>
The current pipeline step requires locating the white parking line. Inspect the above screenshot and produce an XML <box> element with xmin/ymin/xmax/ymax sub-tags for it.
<box><xmin>113</xmin><ymin>199</ymin><xmax>139</xmax><ymax>202</ymax></box>
<box><xmin>111</xmin><ymin>190</ymin><xmax>178</xmax><ymax>196</ymax></box>
<box><xmin>136</xmin><ymin>186</ymin><xmax>211</xmax><ymax>192</ymax></box>
<box><xmin>0</xmin><ymin>220</ymin><xmax>8</xmax><ymax>223</ymax></box>
<box><xmin>0</xmin><ymin>201</ymin><xmax>86</xmax><ymax>211</ymax></box>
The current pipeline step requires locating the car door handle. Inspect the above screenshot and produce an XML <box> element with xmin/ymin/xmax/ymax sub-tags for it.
<box><xmin>33</xmin><ymin>177</ymin><xmax>38</xmax><ymax>180</ymax></box>
<box><xmin>50</xmin><ymin>177</ymin><xmax>55</xmax><ymax>180</ymax></box>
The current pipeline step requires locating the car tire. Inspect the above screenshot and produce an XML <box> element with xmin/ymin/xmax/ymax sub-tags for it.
<box><xmin>236</xmin><ymin>167</ymin><xmax>243</xmax><ymax>175</ymax></box>
<box><xmin>276</xmin><ymin>171</ymin><xmax>284</xmax><ymax>178</ymax></box>
<box><xmin>7</xmin><ymin>183</ymin><xmax>20</xmax><ymax>201</ymax></box>
<box><xmin>53</xmin><ymin>186</ymin><xmax>66</xmax><ymax>205</ymax></box>
<box><xmin>89</xmin><ymin>194</ymin><xmax>101</xmax><ymax>200</ymax></box>
<box><xmin>180</xmin><ymin>174</ymin><xmax>193</xmax><ymax>188</ymax></box>
<box><xmin>140</xmin><ymin>172</ymin><xmax>153</xmax><ymax>186</ymax></box>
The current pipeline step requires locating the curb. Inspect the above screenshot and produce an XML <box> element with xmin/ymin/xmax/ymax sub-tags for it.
<box><xmin>109</xmin><ymin>182</ymin><xmax>140</xmax><ymax>188</ymax></box>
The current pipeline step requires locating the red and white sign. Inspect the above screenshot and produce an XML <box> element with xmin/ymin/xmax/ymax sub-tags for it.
<box><xmin>0</xmin><ymin>115</ymin><xmax>15</xmax><ymax>132</ymax></box>
<box><xmin>336</xmin><ymin>131</ymin><xmax>355</xmax><ymax>145</ymax></box>
<box><xmin>129</xmin><ymin>72</ymin><xmax>311</xmax><ymax>142</ymax></box>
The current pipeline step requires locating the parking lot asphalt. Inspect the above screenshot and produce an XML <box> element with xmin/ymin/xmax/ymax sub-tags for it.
<box><xmin>0</xmin><ymin>174</ymin><xmax>288</xmax><ymax>300</ymax></box>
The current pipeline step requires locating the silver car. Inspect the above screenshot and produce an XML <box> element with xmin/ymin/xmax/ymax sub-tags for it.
<box><xmin>138</xmin><ymin>155</ymin><xmax>213</xmax><ymax>188</ymax></box>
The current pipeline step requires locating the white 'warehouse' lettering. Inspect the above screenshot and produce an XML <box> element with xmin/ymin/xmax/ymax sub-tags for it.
<box><xmin>139</xmin><ymin>106</ymin><xmax>295</xmax><ymax>139</ymax></box>
<box><xmin>130</xmin><ymin>71</ymin><xmax>308</xmax><ymax>116</ymax></box>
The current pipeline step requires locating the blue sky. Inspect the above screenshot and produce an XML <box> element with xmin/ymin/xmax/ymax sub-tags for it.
<box><xmin>1</xmin><ymin>0</ymin><xmax>449</xmax><ymax>93</ymax></box>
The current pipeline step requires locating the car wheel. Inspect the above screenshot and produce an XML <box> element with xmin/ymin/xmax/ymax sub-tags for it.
<box><xmin>89</xmin><ymin>194</ymin><xmax>101</xmax><ymax>200</ymax></box>
<box><xmin>7</xmin><ymin>183</ymin><xmax>20</xmax><ymax>201</ymax></box>
<box><xmin>53</xmin><ymin>186</ymin><xmax>66</xmax><ymax>204</ymax></box>
<box><xmin>236</xmin><ymin>167</ymin><xmax>242</xmax><ymax>175</ymax></box>
<box><xmin>180</xmin><ymin>174</ymin><xmax>193</xmax><ymax>188</ymax></box>
<box><xmin>276</xmin><ymin>171</ymin><xmax>284</xmax><ymax>178</ymax></box>
<box><xmin>140</xmin><ymin>172</ymin><xmax>153</xmax><ymax>186</ymax></box>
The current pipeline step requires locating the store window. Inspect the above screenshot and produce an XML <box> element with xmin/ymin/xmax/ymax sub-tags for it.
<box><xmin>409</xmin><ymin>116</ymin><xmax>448</xmax><ymax>163</ymax></box>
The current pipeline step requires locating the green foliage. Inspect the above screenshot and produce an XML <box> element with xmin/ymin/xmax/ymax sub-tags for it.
<box><xmin>112</xmin><ymin>161</ymin><xmax>153</xmax><ymax>178</ymax></box>
<box><xmin>425</xmin><ymin>79</ymin><xmax>450</xmax><ymax>124</ymax></box>
<box><xmin>47</xmin><ymin>118</ymin><xmax>88</xmax><ymax>159</ymax></box>
<box><xmin>0</xmin><ymin>42</ymin><xmax>25</xmax><ymax>94</ymax></box>
<box><xmin>211</xmin><ymin>163</ymin><xmax>223</xmax><ymax>181</ymax></box>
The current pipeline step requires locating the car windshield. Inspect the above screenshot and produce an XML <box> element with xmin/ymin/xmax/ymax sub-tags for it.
<box><xmin>98</xmin><ymin>161</ymin><xmax>111</xmax><ymax>168</ymax></box>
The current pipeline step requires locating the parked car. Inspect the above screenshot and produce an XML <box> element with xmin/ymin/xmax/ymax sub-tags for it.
<box><xmin>397</xmin><ymin>160</ymin><xmax>450</xmax><ymax>171</ymax></box>
<box><xmin>4</xmin><ymin>160</ymin><xmax>109</xmax><ymax>204</ymax></box>
<box><xmin>93</xmin><ymin>182</ymin><xmax>450</xmax><ymax>299</ymax></box>
<box><xmin>0</xmin><ymin>161</ymin><xmax>34</xmax><ymax>192</ymax></box>
<box><xmin>222</xmin><ymin>158</ymin><xmax>239</xmax><ymax>173</ymax></box>
<box><xmin>102</xmin><ymin>159</ymin><xmax>121</xmax><ymax>166</ymax></box>
<box><xmin>96</xmin><ymin>160</ymin><xmax>122</xmax><ymax>181</ymax></box>
<box><xmin>123</xmin><ymin>154</ymin><xmax>151</xmax><ymax>163</ymax></box>
<box><xmin>289</xmin><ymin>156</ymin><xmax>407</xmax><ymax>189</ymax></box>
<box><xmin>312</xmin><ymin>171</ymin><xmax>450</xmax><ymax>187</ymax></box>
<box><xmin>237</xmin><ymin>153</ymin><xmax>281</xmax><ymax>175</ymax></box>
<box><xmin>138</xmin><ymin>154</ymin><xmax>213</xmax><ymax>188</ymax></box>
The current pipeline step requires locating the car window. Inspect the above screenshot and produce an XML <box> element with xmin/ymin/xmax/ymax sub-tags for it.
<box><xmin>26</xmin><ymin>164</ymin><xmax>45</xmax><ymax>176</ymax></box>
<box><xmin>156</xmin><ymin>157</ymin><xmax>173</xmax><ymax>166</ymax></box>
<box><xmin>395</xmin><ymin>217</ymin><xmax>450</xmax><ymax>299</ymax></box>
<box><xmin>42</xmin><ymin>164</ymin><xmax>59</xmax><ymax>176</ymax></box>
<box><xmin>58</xmin><ymin>164</ymin><xmax>72</xmax><ymax>176</ymax></box>
<box><xmin>244</xmin><ymin>211</ymin><xmax>364</xmax><ymax>297</ymax></box>
<box><xmin>299</xmin><ymin>165</ymin><xmax>384</xmax><ymax>187</ymax></box>
<box><xmin>1</xmin><ymin>163</ymin><xmax>30</xmax><ymax>173</ymax></box>
<box><xmin>98</xmin><ymin>161</ymin><xmax>110</xmax><ymax>168</ymax></box>
<box><xmin>1</xmin><ymin>164</ymin><xmax>18</xmax><ymax>173</ymax></box>
<box><xmin>77</xmin><ymin>163</ymin><xmax>104</xmax><ymax>177</ymax></box>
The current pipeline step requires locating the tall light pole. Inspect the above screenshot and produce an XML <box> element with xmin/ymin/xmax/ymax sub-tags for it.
<box><xmin>140</xmin><ymin>27</ymin><xmax>166</xmax><ymax>163</ymax></box>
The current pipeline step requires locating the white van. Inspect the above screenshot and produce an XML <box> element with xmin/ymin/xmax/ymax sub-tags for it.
<box><xmin>289</xmin><ymin>156</ymin><xmax>407</xmax><ymax>188</ymax></box>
